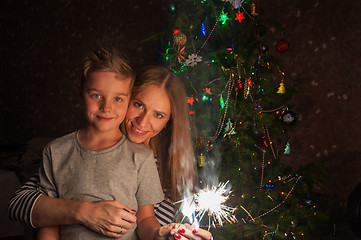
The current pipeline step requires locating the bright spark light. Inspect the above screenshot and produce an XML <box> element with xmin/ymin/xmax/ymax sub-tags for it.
<box><xmin>180</xmin><ymin>181</ymin><xmax>237</xmax><ymax>228</ymax></box>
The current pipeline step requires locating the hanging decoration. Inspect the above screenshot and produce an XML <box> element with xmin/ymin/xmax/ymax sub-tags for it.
<box><xmin>187</xmin><ymin>96</ymin><xmax>195</xmax><ymax>105</ymax></box>
<box><xmin>250</xmin><ymin>3</ymin><xmax>258</xmax><ymax>16</ymax></box>
<box><xmin>168</xmin><ymin>3</ymin><xmax>177</xmax><ymax>14</ymax></box>
<box><xmin>201</xmin><ymin>22</ymin><xmax>207</xmax><ymax>36</ymax></box>
<box><xmin>204</xmin><ymin>88</ymin><xmax>212</xmax><ymax>95</ymax></box>
<box><xmin>244</xmin><ymin>78</ymin><xmax>250</xmax><ymax>99</ymax></box>
<box><xmin>284</xmin><ymin>141</ymin><xmax>292</xmax><ymax>154</ymax></box>
<box><xmin>220</xmin><ymin>11</ymin><xmax>230</xmax><ymax>25</ymax></box>
<box><xmin>235</xmin><ymin>12</ymin><xmax>246</xmax><ymax>23</ymax></box>
<box><xmin>277</xmin><ymin>80</ymin><xmax>286</xmax><ymax>94</ymax></box>
<box><xmin>201</xmin><ymin>91</ymin><xmax>211</xmax><ymax>101</ymax></box>
<box><xmin>221</xmin><ymin>0</ymin><xmax>242</xmax><ymax>9</ymax></box>
<box><xmin>185</xmin><ymin>54</ymin><xmax>203</xmax><ymax>66</ymax></box>
<box><xmin>197</xmin><ymin>153</ymin><xmax>206</xmax><ymax>167</ymax></box>
<box><xmin>281</xmin><ymin>110</ymin><xmax>297</xmax><ymax>125</ymax></box>
<box><xmin>173</xmin><ymin>31</ymin><xmax>187</xmax><ymax>46</ymax></box>
<box><xmin>235</xmin><ymin>78</ymin><xmax>244</xmax><ymax>92</ymax></box>
<box><xmin>223</xmin><ymin>118</ymin><xmax>237</xmax><ymax>137</ymax></box>
<box><xmin>257</xmin><ymin>134</ymin><xmax>268</xmax><ymax>150</ymax></box>
<box><xmin>220</xmin><ymin>94</ymin><xmax>225</xmax><ymax>109</ymax></box>
<box><xmin>276</xmin><ymin>39</ymin><xmax>289</xmax><ymax>53</ymax></box>
<box><xmin>261</xmin><ymin>45</ymin><xmax>269</xmax><ymax>54</ymax></box>
<box><xmin>174</xmin><ymin>46</ymin><xmax>186</xmax><ymax>63</ymax></box>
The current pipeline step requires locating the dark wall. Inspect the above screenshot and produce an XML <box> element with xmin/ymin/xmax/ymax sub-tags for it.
<box><xmin>259</xmin><ymin>0</ymin><xmax>361</xmax><ymax>208</ymax></box>
<box><xmin>1</xmin><ymin>0</ymin><xmax>173</xmax><ymax>143</ymax></box>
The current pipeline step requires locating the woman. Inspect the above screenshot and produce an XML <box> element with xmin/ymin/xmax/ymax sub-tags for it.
<box><xmin>8</xmin><ymin>66</ymin><xmax>212</xmax><ymax>240</ymax></box>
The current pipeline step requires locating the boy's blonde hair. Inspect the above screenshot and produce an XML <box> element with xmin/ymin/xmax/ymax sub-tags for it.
<box><xmin>80</xmin><ymin>48</ymin><xmax>135</xmax><ymax>90</ymax></box>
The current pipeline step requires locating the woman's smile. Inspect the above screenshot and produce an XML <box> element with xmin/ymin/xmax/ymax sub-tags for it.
<box><xmin>130</xmin><ymin>123</ymin><xmax>148</xmax><ymax>136</ymax></box>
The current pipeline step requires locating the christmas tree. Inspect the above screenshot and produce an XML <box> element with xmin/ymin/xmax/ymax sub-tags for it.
<box><xmin>161</xmin><ymin>0</ymin><xmax>334</xmax><ymax>239</ymax></box>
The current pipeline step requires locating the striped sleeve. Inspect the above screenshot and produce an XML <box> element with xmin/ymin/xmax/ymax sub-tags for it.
<box><xmin>154</xmin><ymin>198</ymin><xmax>175</xmax><ymax>226</ymax></box>
<box><xmin>8</xmin><ymin>175</ymin><xmax>42</xmax><ymax>227</ymax></box>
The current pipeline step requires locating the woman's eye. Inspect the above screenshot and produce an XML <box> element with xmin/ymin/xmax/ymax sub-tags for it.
<box><xmin>114</xmin><ymin>97</ymin><xmax>122</xmax><ymax>102</ymax></box>
<box><xmin>155</xmin><ymin>113</ymin><xmax>164</xmax><ymax>119</ymax></box>
<box><xmin>134</xmin><ymin>102</ymin><xmax>143</xmax><ymax>109</ymax></box>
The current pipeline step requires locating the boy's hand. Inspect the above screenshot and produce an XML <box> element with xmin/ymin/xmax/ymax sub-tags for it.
<box><xmin>77</xmin><ymin>200</ymin><xmax>136</xmax><ymax>238</ymax></box>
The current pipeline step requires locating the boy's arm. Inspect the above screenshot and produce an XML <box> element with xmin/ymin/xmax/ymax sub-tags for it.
<box><xmin>36</xmin><ymin>226</ymin><xmax>59</xmax><ymax>240</ymax></box>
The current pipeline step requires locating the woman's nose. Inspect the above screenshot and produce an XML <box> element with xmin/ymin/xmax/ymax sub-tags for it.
<box><xmin>137</xmin><ymin>112</ymin><xmax>150</xmax><ymax>127</ymax></box>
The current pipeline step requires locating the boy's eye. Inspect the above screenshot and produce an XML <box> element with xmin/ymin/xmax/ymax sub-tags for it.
<box><xmin>134</xmin><ymin>102</ymin><xmax>143</xmax><ymax>109</ymax></box>
<box><xmin>91</xmin><ymin>93</ymin><xmax>101</xmax><ymax>99</ymax></box>
<box><xmin>114</xmin><ymin>97</ymin><xmax>122</xmax><ymax>102</ymax></box>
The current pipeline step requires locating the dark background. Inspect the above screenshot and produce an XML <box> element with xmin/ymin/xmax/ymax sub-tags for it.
<box><xmin>1</xmin><ymin>0</ymin><xmax>361</xmax><ymax>238</ymax></box>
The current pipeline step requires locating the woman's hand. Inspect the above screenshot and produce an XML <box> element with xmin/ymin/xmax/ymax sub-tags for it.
<box><xmin>162</xmin><ymin>223</ymin><xmax>213</xmax><ymax>240</ymax></box>
<box><xmin>77</xmin><ymin>200</ymin><xmax>136</xmax><ymax>238</ymax></box>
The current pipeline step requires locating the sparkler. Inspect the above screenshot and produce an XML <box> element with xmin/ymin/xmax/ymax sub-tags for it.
<box><xmin>179</xmin><ymin>181</ymin><xmax>237</xmax><ymax>228</ymax></box>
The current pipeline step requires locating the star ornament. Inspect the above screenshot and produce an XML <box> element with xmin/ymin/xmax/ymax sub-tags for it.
<box><xmin>235</xmin><ymin>12</ymin><xmax>245</xmax><ymax>23</ymax></box>
<box><xmin>220</xmin><ymin>11</ymin><xmax>229</xmax><ymax>25</ymax></box>
<box><xmin>187</xmin><ymin>96</ymin><xmax>195</xmax><ymax>105</ymax></box>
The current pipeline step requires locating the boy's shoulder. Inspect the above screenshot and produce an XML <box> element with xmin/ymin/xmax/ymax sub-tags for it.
<box><xmin>122</xmin><ymin>136</ymin><xmax>153</xmax><ymax>156</ymax></box>
<box><xmin>45</xmin><ymin>131</ymin><xmax>77</xmax><ymax>149</ymax></box>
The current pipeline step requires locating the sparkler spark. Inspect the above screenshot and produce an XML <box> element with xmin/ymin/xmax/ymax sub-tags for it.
<box><xmin>180</xmin><ymin>181</ymin><xmax>237</xmax><ymax>228</ymax></box>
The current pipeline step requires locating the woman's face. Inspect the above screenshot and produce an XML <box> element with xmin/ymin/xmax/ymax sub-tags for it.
<box><xmin>125</xmin><ymin>85</ymin><xmax>171</xmax><ymax>147</ymax></box>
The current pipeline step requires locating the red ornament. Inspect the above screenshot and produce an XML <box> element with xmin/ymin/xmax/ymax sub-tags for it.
<box><xmin>235</xmin><ymin>78</ymin><xmax>244</xmax><ymax>92</ymax></box>
<box><xmin>187</xmin><ymin>96</ymin><xmax>194</xmax><ymax>105</ymax></box>
<box><xmin>204</xmin><ymin>88</ymin><xmax>212</xmax><ymax>95</ymax></box>
<box><xmin>276</xmin><ymin>39</ymin><xmax>289</xmax><ymax>53</ymax></box>
<box><xmin>235</xmin><ymin>12</ymin><xmax>246</xmax><ymax>23</ymax></box>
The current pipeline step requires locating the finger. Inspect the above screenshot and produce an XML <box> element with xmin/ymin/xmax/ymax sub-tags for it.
<box><xmin>192</xmin><ymin>228</ymin><xmax>213</xmax><ymax>240</ymax></box>
<box><xmin>176</xmin><ymin>227</ymin><xmax>199</xmax><ymax>240</ymax></box>
<box><xmin>95</xmin><ymin>219</ymin><xmax>133</xmax><ymax>235</ymax></box>
<box><xmin>170</xmin><ymin>223</ymin><xmax>183</xmax><ymax>235</ymax></box>
<box><xmin>101</xmin><ymin>224</ymin><xmax>131</xmax><ymax>237</ymax></box>
<box><xmin>158</xmin><ymin>223</ymin><xmax>177</xmax><ymax>237</ymax></box>
<box><xmin>120</xmin><ymin>209</ymin><xmax>137</xmax><ymax>223</ymax></box>
<box><xmin>97</xmin><ymin>226</ymin><xmax>123</xmax><ymax>238</ymax></box>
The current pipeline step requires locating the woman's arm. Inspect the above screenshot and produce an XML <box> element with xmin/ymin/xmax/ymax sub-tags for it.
<box><xmin>8</xmin><ymin>175</ymin><xmax>136</xmax><ymax>238</ymax></box>
<box><xmin>8</xmin><ymin>175</ymin><xmax>43</xmax><ymax>226</ymax></box>
<box><xmin>136</xmin><ymin>205</ymin><xmax>177</xmax><ymax>240</ymax></box>
<box><xmin>36</xmin><ymin>226</ymin><xmax>59</xmax><ymax>240</ymax></box>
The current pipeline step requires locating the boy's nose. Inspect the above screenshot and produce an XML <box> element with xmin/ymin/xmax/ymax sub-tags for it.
<box><xmin>100</xmin><ymin>99</ymin><xmax>111</xmax><ymax>112</ymax></box>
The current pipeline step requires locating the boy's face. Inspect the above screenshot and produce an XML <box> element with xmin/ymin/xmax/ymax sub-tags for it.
<box><xmin>82</xmin><ymin>71</ymin><xmax>131</xmax><ymax>134</ymax></box>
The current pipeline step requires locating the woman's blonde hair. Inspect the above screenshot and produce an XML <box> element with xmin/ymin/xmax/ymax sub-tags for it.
<box><xmin>132</xmin><ymin>66</ymin><xmax>197</xmax><ymax>201</ymax></box>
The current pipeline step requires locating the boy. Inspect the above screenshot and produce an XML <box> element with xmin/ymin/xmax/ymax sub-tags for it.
<box><xmin>37</xmin><ymin>48</ymin><xmax>164</xmax><ymax>239</ymax></box>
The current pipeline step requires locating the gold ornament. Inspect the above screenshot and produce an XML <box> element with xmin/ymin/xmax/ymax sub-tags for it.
<box><xmin>250</xmin><ymin>3</ymin><xmax>258</xmax><ymax>16</ymax></box>
<box><xmin>174</xmin><ymin>46</ymin><xmax>186</xmax><ymax>63</ymax></box>
<box><xmin>277</xmin><ymin>80</ymin><xmax>286</xmax><ymax>94</ymax></box>
<box><xmin>197</xmin><ymin>153</ymin><xmax>206</xmax><ymax>167</ymax></box>
<box><xmin>174</xmin><ymin>32</ymin><xmax>187</xmax><ymax>46</ymax></box>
